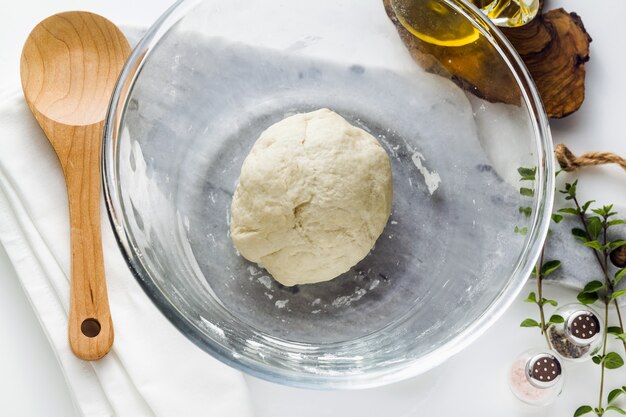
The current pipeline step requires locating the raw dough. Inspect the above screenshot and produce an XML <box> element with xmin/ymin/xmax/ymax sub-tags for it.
<box><xmin>230</xmin><ymin>108</ymin><xmax>393</xmax><ymax>286</ymax></box>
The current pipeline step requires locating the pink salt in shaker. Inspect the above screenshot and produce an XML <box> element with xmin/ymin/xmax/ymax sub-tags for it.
<box><xmin>509</xmin><ymin>349</ymin><xmax>564</xmax><ymax>406</ymax></box>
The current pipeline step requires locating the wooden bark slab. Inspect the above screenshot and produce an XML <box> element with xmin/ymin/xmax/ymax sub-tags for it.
<box><xmin>502</xmin><ymin>8</ymin><xmax>591</xmax><ymax>118</ymax></box>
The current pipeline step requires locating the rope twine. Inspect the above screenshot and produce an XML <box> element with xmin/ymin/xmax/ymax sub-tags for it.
<box><xmin>555</xmin><ymin>144</ymin><xmax>626</xmax><ymax>173</ymax></box>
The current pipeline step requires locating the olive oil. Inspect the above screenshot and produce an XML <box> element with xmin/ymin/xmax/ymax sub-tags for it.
<box><xmin>472</xmin><ymin>0</ymin><xmax>539</xmax><ymax>27</ymax></box>
<box><xmin>391</xmin><ymin>0</ymin><xmax>539</xmax><ymax>47</ymax></box>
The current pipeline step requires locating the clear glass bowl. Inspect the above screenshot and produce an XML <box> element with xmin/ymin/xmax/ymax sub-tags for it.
<box><xmin>103</xmin><ymin>0</ymin><xmax>553</xmax><ymax>388</ymax></box>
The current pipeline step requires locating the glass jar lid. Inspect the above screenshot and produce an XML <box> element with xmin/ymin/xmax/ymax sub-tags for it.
<box><xmin>566</xmin><ymin>310</ymin><xmax>601</xmax><ymax>345</ymax></box>
<box><xmin>526</xmin><ymin>352</ymin><xmax>562</xmax><ymax>388</ymax></box>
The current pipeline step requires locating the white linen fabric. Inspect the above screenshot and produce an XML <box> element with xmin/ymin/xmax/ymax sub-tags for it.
<box><xmin>0</xmin><ymin>66</ymin><xmax>253</xmax><ymax>417</ymax></box>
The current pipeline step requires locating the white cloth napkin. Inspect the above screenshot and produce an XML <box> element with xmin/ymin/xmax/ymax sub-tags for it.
<box><xmin>0</xmin><ymin>83</ymin><xmax>254</xmax><ymax>417</ymax></box>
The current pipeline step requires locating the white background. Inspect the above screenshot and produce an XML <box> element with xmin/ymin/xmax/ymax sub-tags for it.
<box><xmin>2</xmin><ymin>0</ymin><xmax>626</xmax><ymax>416</ymax></box>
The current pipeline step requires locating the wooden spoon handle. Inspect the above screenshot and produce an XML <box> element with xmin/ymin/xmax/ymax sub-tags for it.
<box><xmin>63</xmin><ymin>122</ymin><xmax>113</xmax><ymax>361</ymax></box>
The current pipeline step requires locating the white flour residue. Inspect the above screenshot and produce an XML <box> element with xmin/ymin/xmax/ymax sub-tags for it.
<box><xmin>257</xmin><ymin>275</ymin><xmax>273</xmax><ymax>289</ymax></box>
<box><xmin>311</xmin><ymin>309</ymin><xmax>321</xmax><ymax>314</ymax></box>
<box><xmin>332</xmin><ymin>288</ymin><xmax>367</xmax><ymax>307</ymax></box>
<box><xmin>410</xmin><ymin>151</ymin><xmax>441</xmax><ymax>195</ymax></box>
<box><xmin>247</xmin><ymin>265</ymin><xmax>261</xmax><ymax>276</ymax></box>
<box><xmin>275</xmin><ymin>299</ymin><xmax>289</xmax><ymax>309</ymax></box>
<box><xmin>378</xmin><ymin>135</ymin><xmax>400</xmax><ymax>158</ymax></box>
<box><xmin>311</xmin><ymin>298</ymin><xmax>321</xmax><ymax>306</ymax></box>
<box><xmin>264</xmin><ymin>292</ymin><xmax>273</xmax><ymax>300</ymax></box>
<box><xmin>369</xmin><ymin>279</ymin><xmax>380</xmax><ymax>290</ymax></box>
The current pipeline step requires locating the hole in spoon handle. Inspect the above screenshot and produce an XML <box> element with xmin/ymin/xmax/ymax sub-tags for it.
<box><xmin>81</xmin><ymin>318</ymin><xmax>101</xmax><ymax>337</ymax></box>
<box><xmin>69</xmin><ymin>312</ymin><xmax>114</xmax><ymax>361</ymax></box>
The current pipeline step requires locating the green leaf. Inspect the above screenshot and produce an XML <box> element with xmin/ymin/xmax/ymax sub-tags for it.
<box><xmin>591</xmin><ymin>205</ymin><xmax>615</xmax><ymax>218</ymax></box>
<box><xmin>588</xmin><ymin>217</ymin><xmax>603</xmax><ymax>240</ymax></box>
<box><xmin>572</xmin><ymin>228</ymin><xmax>589</xmax><ymax>242</ymax></box>
<box><xmin>520</xmin><ymin>187</ymin><xmax>534</xmax><ymax>197</ymax></box>
<box><xmin>518</xmin><ymin>167</ymin><xmax>536</xmax><ymax>177</ymax></box>
<box><xmin>524</xmin><ymin>292</ymin><xmax>537</xmax><ymax>303</ymax></box>
<box><xmin>606</xmin><ymin>406</ymin><xmax>626</xmax><ymax>415</ymax></box>
<box><xmin>611</xmin><ymin>290</ymin><xmax>626</xmax><ymax>301</ymax></box>
<box><xmin>609</xmin><ymin>219</ymin><xmax>626</xmax><ymax>227</ymax></box>
<box><xmin>608</xmin><ymin>389</ymin><xmax>625</xmax><ymax>404</ymax></box>
<box><xmin>514</xmin><ymin>226</ymin><xmax>528</xmax><ymax>236</ymax></box>
<box><xmin>605</xmin><ymin>352</ymin><xmax>624</xmax><ymax>369</ymax></box>
<box><xmin>520</xmin><ymin>318</ymin><xmax>540</xmax><ymax>328</ymax></box>
<box><xmin>578</xmin><ymin>291</ymin><xmax>599</xmax><ymax>305</ymax></box>
<box><xmin>542</xmin><ymin>260</ymin><xmax>562</xmax><ymax>277</ymax></box>
<box><xmin>610</xmin><ymin>240</ymin><xmax>626</xmax><ymax>251</ymax></box>
<box><xmin>593</xmin><ymin>355</ymin><xmax>603</xmax><ymax>365</ymax></box>
<box><xmin>552</xmin><ymin>213</ymin><xmax>564</xmax><ymax>223</ymax></box>
<box><xmin>592</xmin><ymin>208</ymin><xmax>606</xmax><ymax>217</ymax></box>
<box><xmin>582</xmin><ymin>280</ymin><xmax>605</xmax><ymax>293</ymax></box>
<box><xmin>616</xmin><ymin>334</ymin><xmax>626</xmax><ymax>342</ymax></box>
<box><xmin>615</xmin><ymin>268</ymin><xmax>626</xmax><ymax>285</ymax></box>
<box><xmin>543</xmin><ymin>298</ymin><xmax>558</xmax><ymax>307</ymax></box>
<box><xmin>560</xmin><ymin>207</ymin><xmax>580</xmax><ymax>215</ymax></box>
<box><xmin>582</xmin><ymin>200</ymin><xmax>595</xmax><ymax>213</ymax></box>
<box><xmin>519</xmin><ymin>206</ymin><xmax>532</xmax><ymax>217</ymax></box>
<box><xmin>574</xmin><ymin>405</ymin><xmax>593</xmax><ymax>417</ymax></box>
<box><xmin>608</xmin><ymin>327</ymin><xmax>624</xmax><ymax>335</ymax></box>
<box><xmin>549</xmin><ymin>314</ymin><xmax>565</xmax><ymax>324</ymax></box>
<box><xmin>584</xmin><ymin>240</ymin><xmax>603</xmax><ymax>251</ymax></box>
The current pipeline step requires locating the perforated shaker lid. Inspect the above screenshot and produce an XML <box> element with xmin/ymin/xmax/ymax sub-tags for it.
<box><xmin>526</xmin><ymin>352</ymin><xmax>562</xmax><ymax>388</ymax></box>
<box><xmin>566</xmin><ymin>310</ymin><xmax>601</xmax><ymax>345</ymax></box>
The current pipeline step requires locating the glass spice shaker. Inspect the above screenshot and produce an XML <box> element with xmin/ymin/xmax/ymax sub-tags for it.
<box><xmin>547</xmin><ymin>303</ymin><xmax>603</xmax><ymax>362</ymax></box>
<box><xmin>509</xmin><ymin>349</ymin><xmax>564</xmax><ymax>406</ymax></box>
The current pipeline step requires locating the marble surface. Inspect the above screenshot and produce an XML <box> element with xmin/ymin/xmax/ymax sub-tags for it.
<box><xmin>2</xmin><ymin>0</ymin><xmax>626</xmax><ymax>415</ymax></box>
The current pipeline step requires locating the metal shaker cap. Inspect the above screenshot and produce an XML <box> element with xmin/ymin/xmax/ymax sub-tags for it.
<box><xmin>566</xmin><ymin>310</ymin><xmax>601</xmax><ymax>345</ymax></box>
<box><xmin>526</xmin><ymin>352</ymin><xmax>562</xmax><ymax>388</ymax></box>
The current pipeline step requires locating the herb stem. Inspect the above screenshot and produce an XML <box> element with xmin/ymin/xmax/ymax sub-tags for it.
<box><xmin>573</xmin><ymin>196</ymin><xmax>607</xmax><ymax>275</ymax></box>
<box><xmin>536</xmin><ymin>247</ymin><xmax>552</xmax><ymax>350</ymax></box>
<box><xmin>597</xmin><ymin>215</ymin><xmax>613</xmax><ymax>416</ymax></box>
<box><xmin>598</xmin><ymin>299</ymin><xmax>610</xmax><ymax>416</ymax></box>
<box><xmin>615</xmin><ymin>299</ymin><xmax>625</xmax><ymax>334</ymax></box>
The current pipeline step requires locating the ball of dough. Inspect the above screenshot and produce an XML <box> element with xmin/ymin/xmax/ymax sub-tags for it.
<box><xmin>230</xmin><ymin>108</ymin><xmax>393</xmax><ymax>286</ymax></box>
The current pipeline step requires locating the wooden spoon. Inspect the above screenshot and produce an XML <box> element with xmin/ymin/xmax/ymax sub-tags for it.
<box><xmin>20</xmin><ymin>11</ymin><xmax>130</xmax><ymax>360</ymax></box>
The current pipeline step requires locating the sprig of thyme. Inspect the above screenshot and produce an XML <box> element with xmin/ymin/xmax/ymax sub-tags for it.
<box><xmin>557</xmin><ymin>181</ymin><xmax>626</xmax><ymax>417</ymax></box>
<box><xmin>516</xmin><ymin>167</ymin><xmax>563</xmax><ymax>348</ymax></box>
<box><xmin>558</xmin><ymin>181</ymin><xmax>626</xmax><ymax>353</ymax></box>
